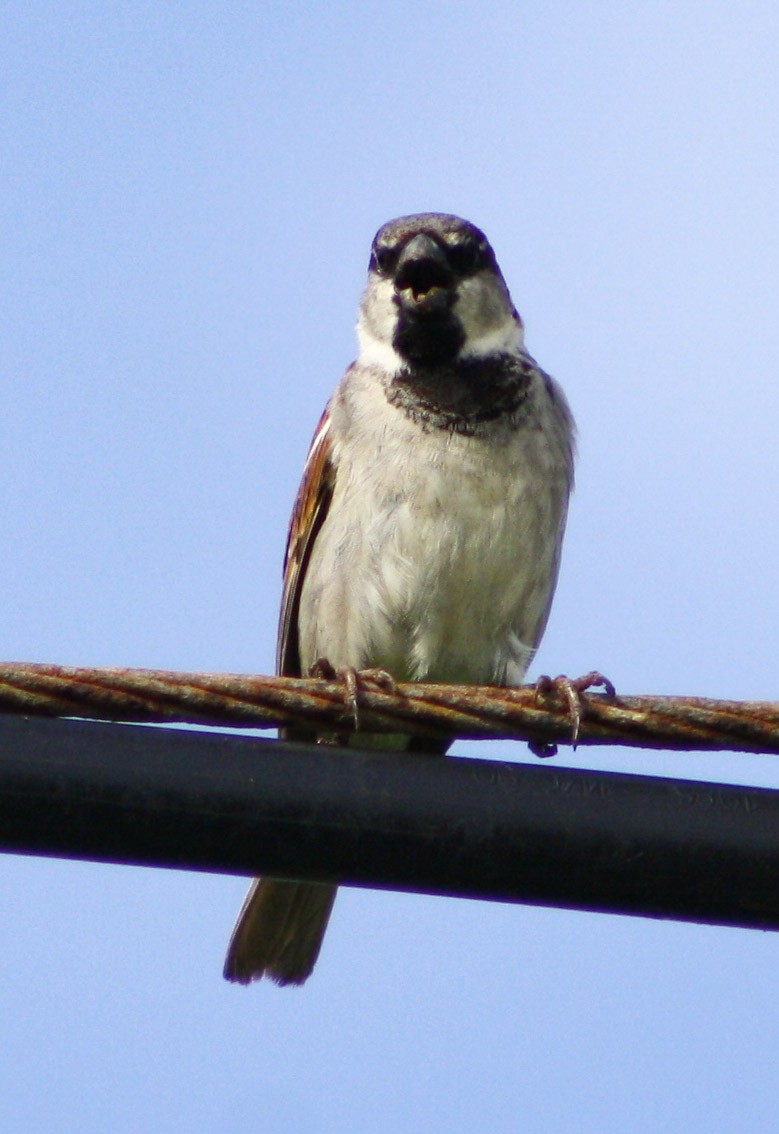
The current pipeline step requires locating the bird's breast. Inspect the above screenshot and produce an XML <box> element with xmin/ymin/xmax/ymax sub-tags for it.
<box><xmin>296</xmin><ymin>362</ymin><xmax>573</xmax><ymax>685</ymax></box>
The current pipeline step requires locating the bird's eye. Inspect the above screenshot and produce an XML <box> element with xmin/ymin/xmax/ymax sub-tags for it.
<box><xmin>372</xmin><ymin>244</ymin><xmax>397</xmax><ymax>275</ymax></box>
<box><xmin>447</xmin><ymin>238</ymin><xmax>483</xmax><ymax>274</ymax></box>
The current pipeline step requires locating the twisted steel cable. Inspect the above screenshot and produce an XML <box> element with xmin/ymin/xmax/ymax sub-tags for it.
<box><xmin>1</xmin><ymin>662</ymin><xmax>779</xmax><ymax>753</ymax></box>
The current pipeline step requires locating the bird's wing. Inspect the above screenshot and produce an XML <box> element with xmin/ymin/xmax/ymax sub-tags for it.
<box><xmin>276</xmin><ymin>406</ymin><xmax>337</xmax><ymax>677</ymax></box>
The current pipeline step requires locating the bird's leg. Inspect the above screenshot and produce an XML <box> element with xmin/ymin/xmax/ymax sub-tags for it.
<box><xmin>531</xmin><ymin>670</ymin><xmax>616</xmax><ymax>756</ymax></box>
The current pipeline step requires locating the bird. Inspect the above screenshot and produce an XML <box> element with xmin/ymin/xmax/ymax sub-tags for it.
<box><xmin>223</xmin><ymin>212</ymin><xmax>576</xmax><ymax>986</ymax></box>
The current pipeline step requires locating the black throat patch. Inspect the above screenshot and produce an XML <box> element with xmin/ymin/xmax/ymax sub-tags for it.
<box><xmin>384</xmin><ymin>354</ymin><xmax>535</xmax><ymax>435</ymax></box>
<box><xmin>392</xmin><ymin>308</ymin><xmax>465</xmax><ymax>364</ymax></box>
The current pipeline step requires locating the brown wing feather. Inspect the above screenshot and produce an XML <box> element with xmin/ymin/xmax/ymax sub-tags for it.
<box><xmin>276</xmin><ymin>406</ymin><xmax>336</xmax><ymax>677</ymax></box>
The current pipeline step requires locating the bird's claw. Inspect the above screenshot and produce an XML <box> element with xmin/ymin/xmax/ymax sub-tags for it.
<box><xmin>532</xmin><ymin>670</ymin><xmax>615</xmax><ymax>755</ymax></box>
<box><xmin>310</xmin><ymin>659</ymin><xmax>397</xmax><ymax>729</ymax></box>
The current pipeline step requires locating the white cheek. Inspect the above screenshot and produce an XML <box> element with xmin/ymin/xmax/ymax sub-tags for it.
<box><xmin>356</xmin><ymin>278</ymin><xmax>404</xmax><ymax>373</ymax></box>
<box><xmin>356</xmin><ymin>323</ymin><xmax>405</xmax><ymax>374</ymax></box>
<box><xmin>460</xmin><ymin>320</ymin><xmax>523</xmax><ymax>359</ymax></box>
<box><xmin>455</xmin><ymin>276</ymin><xmax>524</xmax><ymax>358</ymax></box>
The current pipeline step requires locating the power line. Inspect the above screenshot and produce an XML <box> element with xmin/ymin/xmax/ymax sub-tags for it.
<box><xmin>3</xmin><ymin>711</ymin><xmax>779</xmax><ymax>933</ymax></box>
<box><xmin>1</xmin><ymin>661</ymin><xmax>779</xmax><ymax>753</ymax></box>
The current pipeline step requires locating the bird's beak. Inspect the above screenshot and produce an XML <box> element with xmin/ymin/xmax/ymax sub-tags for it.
<box><xmin>394</xmin><ymin>235</ymin><xmax>455</xmax><ymax>316</ymax></box>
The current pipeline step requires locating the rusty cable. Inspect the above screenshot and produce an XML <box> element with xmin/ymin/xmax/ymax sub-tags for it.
<box><xmin>1</xmin><ymin>662</ymin><xmax>778</xmax><ymax>753</ymax></box>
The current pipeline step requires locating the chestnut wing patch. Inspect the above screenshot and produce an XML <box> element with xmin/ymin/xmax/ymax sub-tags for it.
<box><xmin>276</xmin><ymin>408</ymin><xmax>337</xmax><ymax>677</ymax></box>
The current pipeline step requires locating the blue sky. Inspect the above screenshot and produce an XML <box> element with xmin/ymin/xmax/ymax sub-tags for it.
<box><xmin>3</xmin><ymin>3</ymin><xmax>779</xmax><ymax>1131</ymax></box>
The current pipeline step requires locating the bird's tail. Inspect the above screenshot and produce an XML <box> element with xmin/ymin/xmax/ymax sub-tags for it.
<box><xmin>223</xmin><ymin>878</ymin><xmax>337</xmax><ymax>986</ymax></box>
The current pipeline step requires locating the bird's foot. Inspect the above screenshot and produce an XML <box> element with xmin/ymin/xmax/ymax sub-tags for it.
<box><xmin>310</xmin><ymin>659</ymin><xmax>398</xmax><ymax>729</ymax></box>
<box><xmin>530</xmin><ymin>670</ymin><xmax>616</xmax><ymax>757</ymax></box>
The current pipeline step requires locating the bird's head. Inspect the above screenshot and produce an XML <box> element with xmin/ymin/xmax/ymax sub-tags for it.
<box><xmin>357</xmin><ymin>213</ymin><xmax>523</xmax><ymax>370</ymax></box>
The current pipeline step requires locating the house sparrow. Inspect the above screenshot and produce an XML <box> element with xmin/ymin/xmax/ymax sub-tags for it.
<box><xmin>223</xmin><ymin>213</ymin><xmax>575</xmax><ymax>986</ymax></box>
